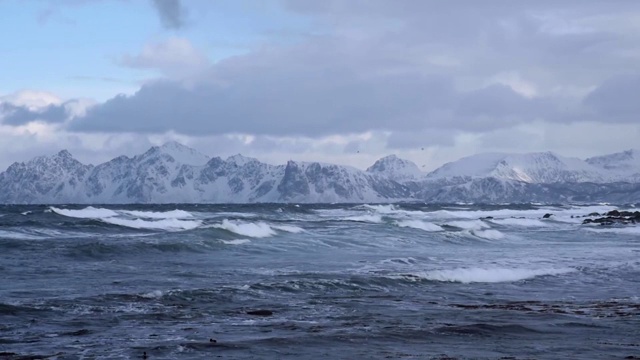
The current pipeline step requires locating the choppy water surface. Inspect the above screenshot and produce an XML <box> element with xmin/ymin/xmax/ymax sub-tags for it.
<box><xmin>1</xmin><ymin>203</ymin><xmax>639</xmax><ymax>359</ymax></box>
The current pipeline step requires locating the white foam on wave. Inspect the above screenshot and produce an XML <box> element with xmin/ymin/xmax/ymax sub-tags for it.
<box><xmin>471</xmin><ymin>229</ymin><xmax>505</xmax><ymax>240</ymax></box>
<box><xmin>345</xmin><ymin>214</ymin><xmax>383</xmax><ymax>223</ymax></box>
<box><xmin>0</xmin><ymin>230</ymin><xmax>43</xmax><ymax>240</ymax></box>
<box><xmin>362</xmin><ymin>204</ymin><xmax>397</xmax><ymax>214</ymax></box>
<box><xmin>221</xmin><ymin>239</ymin><xmax>252</xmax><ymax>245</ymax></box>
<box><xmin>447</xmin><ymin>220</ymin><xmax>490</xmax><ymax>230</ymax></box>
<box><xmin>102</xmin><ymin>217</ymin><xmax>202</xmax><ymax>231</ymax></box>
<box><xmin>490</xmin><ymin>218</ymin><xmax>549</xmax><ymax>227</ymax></box>
<box><xmin>141</xmin><ymin>290</ymin><xmax>164</xmax><ymax>299</ymax></box>
<box><xmin>50</xmin><ymin>206</ymin><xmax>118</xmax><ymax>219</ymax></box>
<box><xmin>426</xmin><ymin>205</ymin><xmax>619</xmax><ymax>222</ymax></box>
<box><xmin>396</xmin><ymin>220</ymin><xmax>443</xmax><ymax>232</ymax></box>
<box><xmin>210</xmin><ymin>219</ymin><xmax>276</xmax><ymax>238</ymax></box>
<box><xmin>418</xmin><ymin>267</ymin><xmax>575</xmax><ymax>283</ymax></box>
<box><xmin>120</xmin><ymin>209</ymin><xmax>193</xmax><ymax>219</ymax></box>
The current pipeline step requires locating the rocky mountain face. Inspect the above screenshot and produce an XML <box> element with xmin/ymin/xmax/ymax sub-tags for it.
<box><xmin>1</xmin><ymin>144</ymin><xmax>639</xmax><ymax>204</ymax></box>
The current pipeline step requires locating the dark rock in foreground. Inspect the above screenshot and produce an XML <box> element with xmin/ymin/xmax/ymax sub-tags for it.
<box><xmin>582</xmin><ymin>210</ymin><xmax>640</xmax><ymax>225</ymax></box>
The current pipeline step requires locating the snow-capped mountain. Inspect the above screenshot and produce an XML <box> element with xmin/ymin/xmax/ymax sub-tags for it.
<box><xmin>0</xmin><ymin>150</ymin><xmax>93</xmax><ymax>203</ymax></box>
<box><xmin>366</xmin><ymin>155</ymin><xmax>424</xmax><ymax>182</ymax></box>
<box><xmin>586</xmin><ymin>149</ymin><xmax>640</xmax><ymax>181</ymax></box>
<box><xmin>0</xmin><ymin>144</ymin><xmax>639</xmax><ymax>204</ymax></box>
<box><xmin>426</xmin><ymin>151</ymin><xmax>629</xmax><ymax>184</ymax></box>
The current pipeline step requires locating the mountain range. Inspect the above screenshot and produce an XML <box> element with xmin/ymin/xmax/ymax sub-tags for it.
<box><xmin>1</xmin><ymin>142</ymin><xmax>639</xmax><ymax>204</ymax></box>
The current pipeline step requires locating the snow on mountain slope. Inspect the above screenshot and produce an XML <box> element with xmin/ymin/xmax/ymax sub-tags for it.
<box><xmin>586</xmin><ymin>149</ymin><xmax>640</xmax><ymax>179</ymax></box>
<box><xmin>366</xmin><ymin>155</ymin><xmax>424</xmax><ymax>181</ymax></box>
<box><xmin>154</xmin><ymin>141</ymin><xmax>210</xmax><ymax>166</ymax></box>
<box><xmin>0</xmin><ymin>150</ymin><xmax>93</xmax><ymax>203</ymax></box>
<box><xmin>1</xmin><ymin>143</ymin><xmax>640</xmax><ymax>204</ymax></box>
<box><xmin>426</xmin><ymin>152</ymin><xmax>613</xmax><ymax>183</ymax></box>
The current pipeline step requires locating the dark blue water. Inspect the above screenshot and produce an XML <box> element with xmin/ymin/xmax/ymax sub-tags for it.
<box><xmin>1</xmin><ymin>204</ymin><xmax>639</xmax><ymax>359</ymax></box>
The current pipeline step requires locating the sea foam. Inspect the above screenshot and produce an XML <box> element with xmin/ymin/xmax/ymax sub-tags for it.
<box><xmin>102</xmin><ymin>217</ymin><xmax>202</xmax><ymax>231</ymax></box>
<box><xmin>447</xmin><ymin>220</ymin><xmax>490</xmax><ymax>230</ymax></box>
<box><xmin>396</xmin><ymin>220</ymin><xmax>443</xmax><ymax>232</ymax></box>
<box><xmin>419</xmin><ymin>267</ymin><xmax>575</xmax><ymax>283</ymax></box>
<box><xmin>50</xmin><ymin>206</ymin><xmax>118</xmax><ymax>219</ymax></box>
<box><xmin>120</xmin><ymin>209</ymin><xmax>193</xmax><ymax>219</ymax></box>
<box><xmin>490</xmin><ymin>218</ymin><xmax>549</xmax><ymax>227</ymax></box>
<box><xmin>471</xmin><ymin>229</ymin><xmax>505</xmax><ymax>240</ymax></box>
<box><xmin>211</xmin><ymin>219</ymin><xmax>277</xmax><ymax>238</ymax></box>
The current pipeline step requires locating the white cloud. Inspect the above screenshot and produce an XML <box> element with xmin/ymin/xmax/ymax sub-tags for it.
<box><xmin>119</xmin><ymin>37</ymin><xmax>210</xmax><ymax>78</ymax></box>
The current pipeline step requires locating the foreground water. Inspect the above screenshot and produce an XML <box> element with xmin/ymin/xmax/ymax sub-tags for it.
<box><xmin>0</xmin><ymin>203</ymin><xmax>639</xmax><ymax>359</ymax></box>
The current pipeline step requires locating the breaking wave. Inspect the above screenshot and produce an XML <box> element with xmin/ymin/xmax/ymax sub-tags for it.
<box><xmin>50</xmin><ymin>206</ymin><xmax>118</xmax><ymax>219</ymax></box>
<box><xmin>101</xmin><ymin>217</ymin><xmax>202</xmax><ymax>231</ymax></box>
<box><xmin>209</xmin><ymin>219</ymin><xmax>276</xmax><ymax>238</ymax></box>
<box><xmin>471</xmin><ymin>229</ymin><xmax>505</xmax><ymax>240</ymax></box>
<box><xmin>490</xmin><ymin>218</ymin><xmax>549</xmax><ymax>227</ymax></box>
<box><xmin>344</xmin><ymin>214</ymin><xmax>383</xmax><ymax>223</ymax></box>
<box><xmin>447</xmin><ymin>220</ymin><xmax>490</xmax><ymax>230</ymax></box>
<box><xmin>396</xmin><ymin>220</ymin><xmax>443</xmax><ymax>232</ymax></box>
<box><xmin>416</xmin><ymin>267</ymin><xmax>575</xmax><ymax>283</ymax></box>
<box><xmin>119</xmin><ymin>209</ymin><xmax>193</xmax><ymax>219</ymax></box>
<box><xmin>220</xmin><ymin>239</ymin><xmax>252</xmax><ymax>245</ymax></box>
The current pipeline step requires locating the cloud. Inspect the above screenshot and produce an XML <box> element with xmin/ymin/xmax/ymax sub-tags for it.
<box><xmin>119</xmin><ymin>37</ymin><xmax>209</xmax><ymax>78</ymax></box>
<box><xmin>0</xmin><ymin>93</ymin><xmax>95</xmax><ymax>126</ymax></box>
<box><xmin>9</xmin><ymin>0</ymin><xmax>640</xmax><ymax>163</ymax></box>
<box><xmin>583</xmin><ymin>74</ymin><xmax>640</xmax><ymax>122</ymax></box>
<box><xmin>0</xmin><ymin>103</ymin><xmax>67</xmax><ymax>125</ymax></box>
<box><xmin>151</xmin><ymin>0</ymin><xmax>186</xmax><ymax>29</ymax></box>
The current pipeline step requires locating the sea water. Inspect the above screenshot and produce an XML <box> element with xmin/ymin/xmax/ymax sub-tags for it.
<box><xmin>0</xmin><ymin>203</ymin><xmax>639</xmax><ymax>359</ymax></box>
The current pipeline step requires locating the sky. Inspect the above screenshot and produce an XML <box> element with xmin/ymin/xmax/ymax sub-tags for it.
<box><xmin>1</xmin><ymin>0</ymin><xmax>639</xmax><ymax>172</ymax></box>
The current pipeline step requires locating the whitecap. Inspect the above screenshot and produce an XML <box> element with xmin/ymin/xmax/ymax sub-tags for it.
<box><xmin>120</xmin><ymin>209</ymin><xmax>193</xmax><ymax>219</ymax></box>
<box><xmin>50</xmin><ymin>206</ymin><xmax>118</xmax><ymax>219</ymax></box>
<box><xmin>396</xmin><ymin>220</ymin><xmax>443</xmax><ymax>232</ymax></box>
<box><xmin>210</xmin><ymin>219</ymin><xmax>276</xmax><ymax>238</ymax></box>
<box><xmin>0</xmin><ymin>230</ymin><xmax>44</xmax><ymax>240</ymax></box>
<box><xmin>344</xmin><ymin>214</ymin><xmax>383</xmax><ymax>223</ymax></box>
<box><xmin>362</xmin><ymin>204</ymin><xmax>397</xmax><ymax>214</ymax></box>
<box><xmin>221</xmin><ymin>239</ymin><xmax>251</xmax><ymax>245</ymax></box>
<box><xmin>102</xmin><ymin>217</ymin><xmax>202</xmax><ymax>231</ymax></box>
<box><xmin>447</xmin><ymin>220</ymin><xmax>490</xmax><ymax>230</ymax></box>
<box><xmin>417</xmin><ymin>267</ymin><xmax>575</xmax><ymax>283</ymax></box>
<box><xmin>141</xmin><ymin>290</ymin><xmax>164</xmax><ymax>299</ymax></box>
<box><xmin>471</xmin><ymin>229</ymin><xmax>505</xmax><ymax>240</ymax></box>
<box><xmin>490</xmin><ymin>218</ymin><xmax>548</xmax><ymax>227</ymax></box>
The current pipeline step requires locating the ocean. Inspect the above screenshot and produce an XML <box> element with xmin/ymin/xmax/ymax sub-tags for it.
<box><xmin>0</xmin><ymin>203</ymin><xmax>639</xmax><ymax>359</ymax></box>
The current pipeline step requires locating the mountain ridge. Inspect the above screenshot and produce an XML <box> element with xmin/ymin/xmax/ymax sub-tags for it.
<box><xmin>1</xmin><ymin>144</ymin><xmax>639</xmax><ymax>204</ymax></box>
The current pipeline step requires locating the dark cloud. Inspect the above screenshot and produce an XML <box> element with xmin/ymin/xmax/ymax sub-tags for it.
<box><xmin>583</xmin><ymin>74</ymin><xmax>640</xmax><ymax>122</ymax></box>
<box><xmin>59</xmin><ymin>0</ymin><xmax>640</xmax><ymax>138</ymax></box>
<box><xmin>151</xmin><ymin>0</ymin><xmax>185</xmax><ymax>29</ymax></box>
<box><xmin>0</xmin><ymin>103</ymin><xmax>68</xmax><ymax>125</ymax></box>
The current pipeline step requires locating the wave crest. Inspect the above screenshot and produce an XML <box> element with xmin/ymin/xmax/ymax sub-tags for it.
<box><xmin>417</xmin><ymin>267</ymin><xmax>575</xmax><ymax>283</ymax></box>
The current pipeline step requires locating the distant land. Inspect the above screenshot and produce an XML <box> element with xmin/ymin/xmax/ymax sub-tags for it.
<box><xmin>1</xmin><ymin>141</ymin><xmax>639</xmax><ymax>204</ymax></box>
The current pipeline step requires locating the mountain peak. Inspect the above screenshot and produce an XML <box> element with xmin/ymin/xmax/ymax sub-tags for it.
<box><xmin>56</xmin><ymin>149</ymin><xmax>73</xmax><ymax>159</ymax></box>
<box><xmin>367</xmin><ymin>154</ymin><xmax>422</xmax><ymax>181</ymax></box>
<box><xmin>427</xmin><ymin>151</ymin><xmax>605</xmax><ymax>183</ymax></box>
<box><xmin>145</xmin><ymin>141</ymin><xmax>210</xmax><ymax>166</ymax></box>
<box><xmin>226</xmin><ymin>154</ymin><xmax>257</xmax><ymax>166</ymax></box>
<box><xmin>586</xmin><ymin>148</ymin><xmax>640</xmax><ymax>173</ymax></box>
